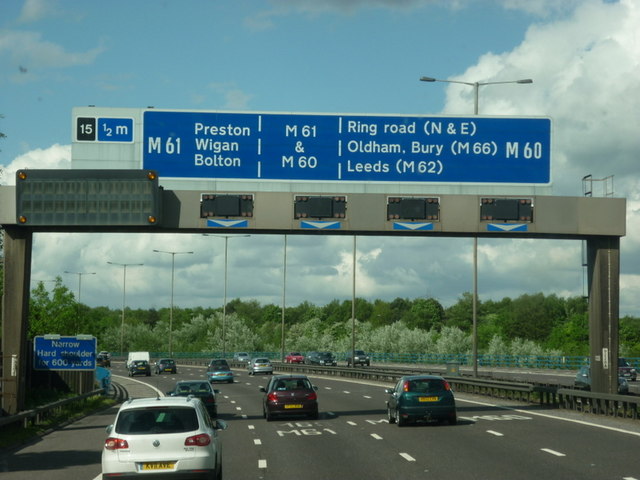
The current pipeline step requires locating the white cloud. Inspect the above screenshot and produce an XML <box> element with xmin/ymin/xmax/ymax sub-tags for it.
<box><xmin>18</xmin><ymin>0</ymin><xmax>56</xmax><ymax>23</ymax></box>
<box><xmin>0</xmin><ymin>144</ymin><xmax>71</xmax><ymax>185</ymax></box>
<box><xmin>0</xmin><ymin>30</ymin><xmax>105</xmax><ymax>74</ymax></box>
<box><xmin>442</xmin><ymin>0</ymin><xmax>640</xmax><ymax>197</ymax></box>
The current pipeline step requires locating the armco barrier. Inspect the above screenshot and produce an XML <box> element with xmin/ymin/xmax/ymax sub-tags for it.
<box><xmin>557</xmin><ymin>388</ymin><xmax>640</xmax><ymax>420</ymax></box>
<box><xmin>0</xmin><ymin>388</ymin><xmax>106</xmax><ymax>430</ymax></box>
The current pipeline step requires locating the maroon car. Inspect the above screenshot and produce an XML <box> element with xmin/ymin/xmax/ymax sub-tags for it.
<box><xmin>284</xmin><ymin>352</ymin><xmax>305</xmax><ymax>364</ymax></box>
<box><xmin>618</xmin><ymin>358</ymin><xmax>637</xmax><ymax>381</ymax></box>
<box><xmin>260</xmin><ymin>375</ymin><xmax>319</xmax><ymax>421</ymax></box>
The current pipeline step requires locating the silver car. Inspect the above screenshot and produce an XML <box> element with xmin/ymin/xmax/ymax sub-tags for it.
<box><xmin>248</xmin><ymin>357</ymin><xmax>273</xmax><ymax>375</ymax></box>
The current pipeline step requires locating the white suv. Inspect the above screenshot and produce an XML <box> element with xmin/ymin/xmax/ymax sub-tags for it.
<box><xmin>102</xmin><ymin>396</ymin><xmax>227</xmax><ymax>479</ymax></box>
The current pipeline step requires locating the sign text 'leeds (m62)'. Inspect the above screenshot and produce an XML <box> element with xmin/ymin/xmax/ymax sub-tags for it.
<box><xmin>142</xmin><ymin>111</ymin><xmax>551</xmax><ymax>184</ymax></box>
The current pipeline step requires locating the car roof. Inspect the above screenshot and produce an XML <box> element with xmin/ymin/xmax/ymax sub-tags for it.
<box><xmin>400</xmin><ymin>374</ymin><xmax>445</xmax><ymax>381</ymax></box>
<box><xmin>118</xmin><ymin>396</ymin><xmax>202</xmax><ymax>411</ymax></box>
<box><xmin>270</xmin><ymin>374</ymin><xmax>309</xmax><ymax>380</ymax></box>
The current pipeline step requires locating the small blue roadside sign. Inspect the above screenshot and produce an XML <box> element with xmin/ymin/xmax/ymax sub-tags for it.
<box><xmin>34</xmin><ymin>335</ymin><xmax>97</xmax><ymax>371</ymax></box>
<box><xmin>142</xmin><ymin>111</ymin><xmax>551</xmax><ymax>184</ymax></box>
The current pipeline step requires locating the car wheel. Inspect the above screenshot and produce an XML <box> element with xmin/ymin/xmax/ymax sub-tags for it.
<box><xmin>449</xmin><ymin>413</ymin><xmax>458</xmax><ymax>426</ymax></box>
<box><xmin>387</xmin><ymin>406</ymin><xmax>396</xmax><ymax>424</ymax></box>
<box><xmin>228</xmin><ymin>379</ymin><xmax>233</xmax><ymax>384</ymax></box>
<box><xmin>266</xmin><ymin>410</ymin><xmax>274</xmax><ymax>422</ymax></box>
<box><xmin>396</xmin><ymin>409</ymin><xmax>406</xmax><ymax>427</ymax></box>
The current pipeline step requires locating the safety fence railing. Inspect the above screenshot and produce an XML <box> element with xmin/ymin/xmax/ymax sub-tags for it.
<box><xmin>112</xmin><ymin>352</ymin><xmax>640</xmax><ymax>371</ymax></box>
<box><xmin>273</xmin><ymin>362</ymin><xmax>640</xmax><ymax>421</ymax></box>
<box><xmin>0</xmin><ymin>388</ymin><xmax>107</xmax><ymax>430</ymax></box>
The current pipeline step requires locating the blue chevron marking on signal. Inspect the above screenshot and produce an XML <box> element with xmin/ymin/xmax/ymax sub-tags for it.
<box><xmin>206</xmin><ymin>219</ymin><xmax>249</xmax><ymax>228</ymax></box>
<box><xmin>300</xmin><ymin>221</ymin><xmax>341</xmax><ymax>229</ymax></box>
<box><xmin>487</xmin><ymin>223</ymin><xmax>528</xmax><ymax>232</ymax></box>
<box><xmin>393</xmin><ymin>222</ymin><xmax>434</xmax><ymax>231</ymax></box>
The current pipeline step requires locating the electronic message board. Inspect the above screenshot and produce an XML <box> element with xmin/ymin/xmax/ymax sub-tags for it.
<box><xmin>141</xmin><ymin>111</ymin><xmax>551</xmax><ymax>184</ymax></box>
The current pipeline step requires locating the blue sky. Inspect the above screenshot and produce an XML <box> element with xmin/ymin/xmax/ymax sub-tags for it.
<box><xmin>1</xmin><ymin>0</ymin><xmax>639</xmax><ymax>317</ymax></box>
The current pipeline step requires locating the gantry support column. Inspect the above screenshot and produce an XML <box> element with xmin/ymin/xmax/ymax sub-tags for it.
<box><xmin>1</xmin><ymin>226</ymin><xmax>32</xmax><ymax>415</ymax></box>
<box><xmin>586</xmin><ymin>236</ymin><xmax>620</xmax><ymax>394</ymax></box>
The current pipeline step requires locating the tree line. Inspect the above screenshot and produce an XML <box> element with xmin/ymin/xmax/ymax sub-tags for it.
<box><xmin>5</xmin><ymin>277</ymin><xmax>639</xmax><ymax>358</ymax></box>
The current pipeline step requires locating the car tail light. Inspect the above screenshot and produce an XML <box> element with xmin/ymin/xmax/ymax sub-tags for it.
<box><xmin>403</xmin><ymin>381</ymin><xmax>410</xmax><ymax>392</ymax></box>
<box><xmin>203</xmin><ymin>396</ymin><xmax>215</xmax><ymax>404</ymax></box>
<box><xmin>267</xmin><ymin>392</ymin><xmax>278</xmax><ymax>402</ymax></box>
<box><xmin>443</xmin><ymin>381</ymin><xmax>452</xmax><ymax>391</ymax></box>
<box><xmin>306</xmin><ymin>391</ymin><xmax>317</xmax><ymax>401</ymax></box>
<box><xmin>105</xmin><ymin>437</ymin><xmax>129</xmax><ymax>450</ymax></box>
<box><xmin>185</xmin><ymin>433</ymin><xmax>211</xmax><ymax>446</ymax></box>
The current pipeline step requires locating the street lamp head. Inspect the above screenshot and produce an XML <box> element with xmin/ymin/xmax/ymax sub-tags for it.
<box><xmin>420</xmin><ymin>76</ymin><xmax>437</xmax><ymax>82</ymax></box>
<box><xmin>517</xmin><ymin>79</ymin><xmax>533</xmax><ymax>84</ymax></box>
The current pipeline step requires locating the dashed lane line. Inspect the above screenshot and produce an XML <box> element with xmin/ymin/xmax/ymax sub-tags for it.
<box><xmin>541</xmin><ymin>448</ymin><xmax>566</xmax><ymax>457</ymax></box>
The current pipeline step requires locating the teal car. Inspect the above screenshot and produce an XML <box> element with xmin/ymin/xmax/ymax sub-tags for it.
<box><xmin>207</xmin><ymin>359</ymin><xmax>234</xmax><ymax>384</ymax></box>
<box><xmin>386</xmin><ymin>375</ymin><xmax>457</xmax><ymax>426</ymax></box>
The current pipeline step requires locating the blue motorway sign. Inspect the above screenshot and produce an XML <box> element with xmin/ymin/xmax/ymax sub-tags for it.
<box><xmin>33</xmin><ymin>335</ymin><xmax>97</xmax><ymax>371</ymax></box>
<box><xmin>142</xmin><ymin>111</ymin><xmax>551</xmax><ymax>184</ymax></box>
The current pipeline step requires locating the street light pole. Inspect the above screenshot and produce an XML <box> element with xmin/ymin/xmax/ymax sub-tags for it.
<box><xmin>419</xmin><ymin>75</ymin><xmax>533</xmax><ymax>376</ymax></box>
<box><xmin>351</xmin><ymin>236</ymin><xmax>357</xmax><ymax>367</ymax></box>
<box><xmin>420</xmin><ymin>77</ymin><xmax>533</xmax><ymax>115</ymax></box>
<box><xmin>153</xmin><ymin>250</ymin><xmax>193</xmax><ymax>355</ymax></box>
<box><xmin>204</xmin><ymin>234</ymin><xmax>250</xmax><ymax>358</ymax></box>
<box><xmin>64</xmin><ymin>270</ymin><xmax>96</xmax><ymax>333</ymax></box>
<box><xmin>281</xmin><ymin>235</ymin><xmax>287</xmax><ymax>362</ymax></box>
<box><xmin>107</xmin><ymin>261</ymin><xmax>143</xmax><ymax>356</ymax></box>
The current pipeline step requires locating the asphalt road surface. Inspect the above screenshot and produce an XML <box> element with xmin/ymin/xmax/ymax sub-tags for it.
<box><xmin>1</xmin><ymin>362</ymin><xmax>639</xmax><ymax>480</ymax></box>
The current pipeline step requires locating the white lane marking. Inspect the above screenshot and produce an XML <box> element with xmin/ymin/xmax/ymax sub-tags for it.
<box><xmin>458</xmin><ymin>397</ymin><xmax>640</xmax><ymax>439</ymax></box>
<box><xmin>541</xmin><ymin>448</ymin><xmax>566</xmax><ymax>457</ymax></box>
<box><xmin>371</xmin><ymin>433</ymin><xmax>383</xmax><ymax>440</ymax></box>
<box><xmin>399</xmin><ymin>453</ymin><xmax>416</xmax><ymax>462</ymax></box>
<box><xmin>254</xmin><ymin>439</ymin><xmax>262</xmax><ymax>445</ymax></box>
<box><xmin>363</xmin><ymin>395</ymin><xmax>372</xmax><ymax>399</ymax></box>
<box><xmin>623</xmin><ymin>477</ymin><xmax>638</xmax><ymax>480</ymax></box>
<box><xmin>248</xmin><ymin>425</ymin><xmax>255</xmax><ymax>430</ymax></box>
<box><xmin>230</xmin><ymin>400</ymin><xmax>236</xmax><ymax>404</ymax></box>
<box><xmin>487</xmin><ymin>430</ymin><xmax>504</xmax><ymax>437</ymax></box>
<box><xmin>347</xmin><ymin>421</ymin><xmax>357</xmax><ymax>426</ymax></box>
<box><xmin>303</xmin><ymin>374</ymin><xmax>640</xmax><ymax>439</ymax></box>
<box><xmin>343</xmin><ymin>391</ymin><xmax>351</xmax><ymax>394</ymax></box>
<box><xmin>258</xmin><ymin>459</ymin><xmax>267</xmax><ymax>468</ymax></box>
<box><xmin>111</xmin><ymin>374</ymin><xmax>165</xmax><ymax>396</ymax></box>
<box><xmin>236</xmin><ymin>406</ymin><xmax>242</xmax><ymax>411</ymax></box>
<box><xmin>241</xmin><ymin>414</ymin><xmax>248</xmax><ymax>419</ymax></box>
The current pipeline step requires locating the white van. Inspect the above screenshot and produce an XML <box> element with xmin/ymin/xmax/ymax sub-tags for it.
<box><xmin>126</xmin><ymin>351</ymin><xmax>150</xmax><ymax>368</ymax></box>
